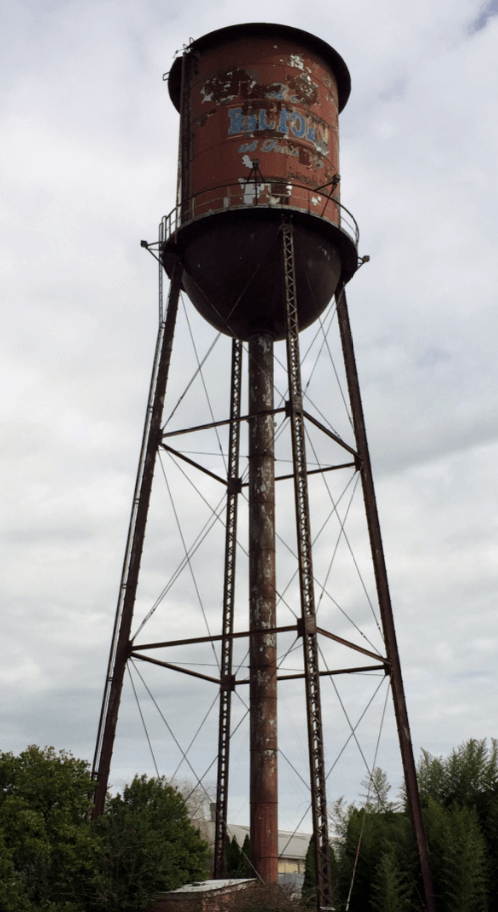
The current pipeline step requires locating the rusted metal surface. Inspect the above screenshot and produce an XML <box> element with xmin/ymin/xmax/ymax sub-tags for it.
<box><xmin>162</xmin><ymin>24</ymin><xmax>357</xmax><ymax>341</ymax></box>
<box><xmin>335</xmin><ymin>285</ymin><xmax>436</xmax><ymax>912</ymax></box>
<box><xmin>316</xmin><ymin>625</ymin><xmax>388</xmax><ymax>663</ymax></box>
<box><xmin>248</xmin><ymin>332</ymin><xmax>278</xmax><ymax>883</ymax></box>
<box><xmin>172</xmin><ymin>212</ymin><xmax>345</xmax><ymax>341</ymax></box>
<box><xmin>214</xmin><ymin>339</ymin><xmax>243</xmax><ymax>878</ymax></box>
<box><xmin>92</xmin><ymin>259</ymin><xmax>183</xmax><ymax>818</ymax></box>
<box><xmin>276</xmin><ymin>665</ymin><xmax>387</xmax><ymax>681</ymax></box>
<box><xmin>132</xmin><ymin>624</ymin><xmax>298</xmax><ymax>652</ymax></box>
<box><xmin>161</xmin><ymin>407</ymin><xmax>285</xmax><ymax>439</ymax></box>
<box><xmin>281</xmin><ymin>220</ymin><xmax>332</xmax><ymax>912</ymax></box>
<box><xmin>169</xmin><ymin>26</ymin><xmax>346</xmax><ymax>223</ymax></box>
<box><xmin>130</xmin><ymin>652</ymin><xmax>221</xmax><ymax>684</ymax></box>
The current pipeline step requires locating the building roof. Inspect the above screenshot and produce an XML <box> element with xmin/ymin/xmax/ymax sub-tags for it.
<box><xmin>227</xmin><ymin>824</ymin><xmax>310</xmax><ymax>860</ymax></box>
<box><xmin>170</xmin><ymin>879</ymin><xmax>255</xmax><ymax>894</ymax></box>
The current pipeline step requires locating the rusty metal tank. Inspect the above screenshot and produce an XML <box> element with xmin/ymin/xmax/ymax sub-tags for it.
<box><xmin>163</xmin><ymin>23</ymin><xmax>358</xmax><ymax>340</ymax></box>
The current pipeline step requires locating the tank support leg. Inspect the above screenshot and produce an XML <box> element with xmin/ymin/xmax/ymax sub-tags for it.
<box><xmin>249</xmin><ymin>331</ymin><xmax>279</xmax><ymax>883</ymax></box>
<box><xmin>335</xmin><ymin>284</ymin><xmax>436</xmax><ymax>912</ymax></box>
<box><xmin>214</xmin><ymin>339</ymin><xmax>243</xmax><ymax>878</ymax></box>
<box><xmin>281</xmin><ymin>220</ymin><xmax>333</xmax><ymax>912</ymax></box>
<box><xmin>91</xmin><ymin>259</ymin><xmax>183</xmax><ymax>817</ymax></box>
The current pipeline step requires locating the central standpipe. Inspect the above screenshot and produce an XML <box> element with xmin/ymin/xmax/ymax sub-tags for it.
<box><xmin>248</xmin><ymin>332</ymin><xmax>278</xmax><ymax>882</ymax></box>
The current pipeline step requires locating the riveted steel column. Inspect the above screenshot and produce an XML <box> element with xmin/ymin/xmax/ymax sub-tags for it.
<box><xmin>214</xmin><ymin>339</ymin><xmax>243</xmax><ymax>878</ymax></box>
<box><xmin>335</xmin><ymin>285</ymin><xmax>436</xmax><ymax>912</ymax></box>
<box><xmin>281</xmin><ymin>221</ymin><xmax>333</xmax><ymax>912</ymax></box>
<box><xmin>248</xmin><ymin>332</ymin><xmax>278</xmax><ymax>883</ymax></box>
<box><xmin>92</xmin><ymin>260</ymin><xmax>182</xmax><ymax>818</ymax></box>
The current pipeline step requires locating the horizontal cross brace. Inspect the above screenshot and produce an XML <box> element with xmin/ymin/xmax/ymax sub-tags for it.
<box><xmin>302</xmin><ymin>410</ymin><xmax>359</xmax><ymax>458</ymax></box>
<box><xmin>132</xmin><ymin>626</ymin><xmax>387</xmax><ymax>665</ymax></box>
<box><xmin>161</xmin><ymin>410</ymin><xmax>358</xmax><ymax>461</ymax></box>
<box><xmin>160</xmin><ymin>443</ymin><xmax>229</xmax><ymax>486</ymax></box>
<box><xmin>237</xmin><ymin>663</ymin><xmax>388</xmax><ymax>683</ymax></box>
<box><xmin>316</xmin><ymin>626</ymin><xmax>388</xmax><ymax>664</ymax></box>
<box><xmin>162</xmin><ymin>407</ymin><xmax>286</xmax><ymax>440</ymax></box>
<box><xmin>241</xmin><ymin>461</ymin><xmax>357</xmax><ymax>486</ymax></box>
<box><xmin>132</xmin><ymin>624</ymin><xmax>298</xmax><ymax>652</ymax></box>
<box><xmin>130</xmin><ymin>652</ymin><xmax>387</xmax><ymax>686</ymax></box>
<box><xmin>130</xmin><ymin>652</ymin><xmax>220</xmax><ymax>684</ymax></box>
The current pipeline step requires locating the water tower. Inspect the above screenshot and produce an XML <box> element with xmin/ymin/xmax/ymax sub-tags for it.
<box><xmin>92</xmin><ymin>24</ymin><xmax>435</xmax><ymax>912</ymax></box>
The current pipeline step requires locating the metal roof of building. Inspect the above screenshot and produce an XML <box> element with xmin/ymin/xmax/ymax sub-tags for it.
<box><xmin>227</xmin><ymin>824</ymin><xmax>310</xmax><ymax>860</ymax></box>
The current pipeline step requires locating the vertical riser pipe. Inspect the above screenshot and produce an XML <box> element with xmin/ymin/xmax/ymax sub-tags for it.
<box><xmin>248</xmin><ymin>332</ymin><xmax>278</xmax><ymax>883</ymax></box>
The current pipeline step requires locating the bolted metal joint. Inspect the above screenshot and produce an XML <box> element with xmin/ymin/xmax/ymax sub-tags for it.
<box><xmin>285</xmin><ymin>397</ymin><xmax>303</xmax><ymax>417</ymax></box>
<box><xmin>227</xmin><ymin>477</ymin><xmax>242</xmax><ymax>495</ymax></box>
<box><xmin>297</xmin><ymin>616</ymin><xmax>317</xmax><ymax>638</ymax></box>
<box><xmin>220</xmin><ymin>673</ymin><xmax>236</xmax><ymax>692</ymax></box>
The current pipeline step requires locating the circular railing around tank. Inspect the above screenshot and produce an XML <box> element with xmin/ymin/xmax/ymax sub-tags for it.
<box><xmin>160</xmin><ymin>179</ymin><xmax>359</xmax><ymax>249</ymax></box>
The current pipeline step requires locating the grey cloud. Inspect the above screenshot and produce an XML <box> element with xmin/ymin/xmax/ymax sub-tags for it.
<box><xmin>468</xmin><ymin>0</ymin><xmax>498</xmax><ymax>32</ymax></box>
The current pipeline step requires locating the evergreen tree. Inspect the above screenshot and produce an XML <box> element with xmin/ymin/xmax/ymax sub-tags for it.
<box><xmin>241</xmin><ymin>834</ymin><xmax>252</xmax><ymax>877</ymax></box>
<box><xmin>371</xmin><ymin>850</ymin><xmax>413</xmax><ymax>912</ymax></box>
<box><xmin>226</xmin><ymin>834</ymin><xmax>252</xmax><ymax>878</ymax></box>
<box><xmin>417</xmin><ymin>738</ymin><xmax>498</xmax><ymax>912</ymax></box>
<box><xmin>423</xmin><ymin>798</ymin><xmax>488</xmax><ymax>912</ymax></box>
<box><xmin>226</xmin><ymin>835</ymin><xmax>243</xmax><ymax>877</ymax></box>
<box><xmin>302</xmin><ymin>835</ymin><xmax>338</xmax><ymax>904</ymax></box>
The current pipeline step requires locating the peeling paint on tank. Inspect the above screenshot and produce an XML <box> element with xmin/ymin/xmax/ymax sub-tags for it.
<box><xmin>200</xmin><ymin>67</ymin><xmax>261</xmax><ymax>105</ymax></box>
<box><xmin>287</xmin><ymin>71</ymin><xmax>319</xmax><ymax>106</ymax></box>
<box><xmin>288</xmin><ymin>53</ymin><xmax>304</xmax><ymax>69</ymax></box>
<box><xmin>184</xmin><ymin>31</ymin><xmax>344</xmax><ymax>241</ymax></box>
<box><xmin>197</xmin><ymin>111</ymin><xmax>216</xmax><ymax>127</ymax></box>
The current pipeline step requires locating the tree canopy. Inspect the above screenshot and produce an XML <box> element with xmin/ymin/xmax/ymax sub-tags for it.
<box><xmin>0</xmin><ymin>746</ymin><xmax>209</xmax><ymax>912</ymax></box>
<box><xmin>304</xmin><ymin>740</ymin><xmax>498</xmax><ymax>912</ymax></box>
<box><xmin>99</xmin><ymin>773</ymin><xmax>210</xmax><ymax>911</ymax></box>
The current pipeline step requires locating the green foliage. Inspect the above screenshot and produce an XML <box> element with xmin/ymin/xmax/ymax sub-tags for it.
<box><xmin>360</xmin><ymin>766</ymin><xmax>399</xmax><ymax>812</ymax></box>
<box><xmin>330</xmin><ymin>742</ymin><xmax>498</xmax><ymax>912</ymax></box>
<box><xmin>226</xmin><ymin>833</ymin><xmax>252</xmax><ymax>878</ymax></box>
<box><xmin>2</xmin><ymin>739</ymin><xmax>498</xmax><ymax>912</ymax></box>
<box><xmin>418</xmin><ymin>738</ymin><xmax>498</xmax><ymax>912</ymax></box>
<box><xmin>241</xmin><ymin>834</ymin><xmax>252</xmax><ymax>877</ymax></box>
<box><xmin>0</xmin><ymin>744</ymin><xmax>103</xmax><ymax>911</ymax></box>
<box><xmin>424</xmin><ymin>798</ymin><xmax>488</xmax><ymax>912</ymax></box>
<box><xmin>301</xmin><ymin>835</ymin><xmax>338</xmax><ymax>904</ymax></box>
<box><xmin>0</xmin><ymin>747</ymin><xmax>210</xmax><ymax>912</ymax></box>
<box><xmin>371</xmin><ymin>850</ymin><xmax>413</xmax><ymax>912</ymax></box>
<box><xmin>98</xmin><ymin>774</ymin><xmax>210</xmax><ymax>911</ymax></box>
<box><xmin>417</xmin><ymin>738</ymin><xmax>498</xmax><ymax>813</ymax></box>
<box><xmin>335</xmin><ymin>807</ymin><xmax>417</xmax><ymax>912</ymax></box>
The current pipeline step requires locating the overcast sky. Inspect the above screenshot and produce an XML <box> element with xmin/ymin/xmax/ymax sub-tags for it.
<box><xmin>2</xmin><ymin>0</ymin><xmax>498</xmax><ymax>833</ymax></box>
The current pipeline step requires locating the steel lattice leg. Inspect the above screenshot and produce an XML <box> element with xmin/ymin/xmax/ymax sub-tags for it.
<box><xmin>92</xmin><ymin>259</ymin><xmax>183</xmax><ymax>817</ymax></box>
<box><xmin>214</xmin><ymin>339</ymin><xmax>243</xmax><ymax>878</ymax></box>
<box><xmin>335</xmin><ymin>285</ymin><xmax>436</xmax><ymax>912</ymax></box>
<box><xmin>281</xmin><ymin>220</ymin><xmax>333</xmax><ymax>912</ymax></box>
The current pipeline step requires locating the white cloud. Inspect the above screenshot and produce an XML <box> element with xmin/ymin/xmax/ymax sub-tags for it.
<box><xmin>1</xmin><ymin>0</ymin><xmax>497</xmax><ymax>830</ymax></box>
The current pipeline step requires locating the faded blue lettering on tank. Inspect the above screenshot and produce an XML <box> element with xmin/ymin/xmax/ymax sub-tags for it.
<box><xmin>258</xmin><ymin>110</ymin><xmax>275</xmax><ymax>131</ymax></box>
<box><xmin>238</xmin><ymin>140</ymin><xmax>258</xmax><ymax>153</ymax></box>
<box><xmin>290</xmin><ymin>112</ymin><xmax>306</xmax><ymax>138</ymax></box>
<box><xmin>228</xmin><ymin>108</ymin><xmax>246</xmax><ymax>134</ymax></box>
<box><xmin>228</xmin><ymin>105</ymin><xmax>327</xmax><ymax>153</ymax></box>
<box><xmin>278</xmin><ymin>109</ymin><xmax>291</xmax><ymax>133</ymax></box>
